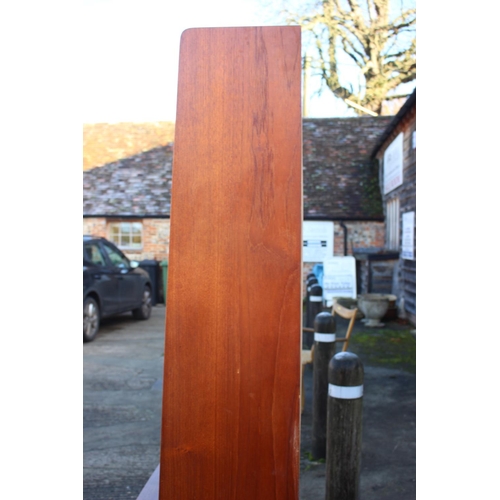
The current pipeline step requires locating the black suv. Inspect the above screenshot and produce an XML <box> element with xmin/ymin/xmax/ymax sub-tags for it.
<box><xmin>83</xmin><ymin>235</ymin><xmax>152</xmax><ymax>342</ymax></box>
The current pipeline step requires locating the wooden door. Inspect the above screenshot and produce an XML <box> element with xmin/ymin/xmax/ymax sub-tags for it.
<box><xmin>160</xmin><ymin>26</ymin><xmax>302</xmax><ymax>499</ymax></box>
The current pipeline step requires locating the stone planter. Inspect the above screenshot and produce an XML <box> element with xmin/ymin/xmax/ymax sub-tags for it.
<box><xmin>334</xmin><ymin>297</ymin><xmax>364</xmax><ymax>320</ymax></box>
<box><xmin>381</xmin><ymin>294</ymin><xmax>398</xmax><ymax>320</ymax></box>
<box><xmin>357</xmin><ymin>293</ymin><xmax>390</xmax><ymax>327</ymax></box>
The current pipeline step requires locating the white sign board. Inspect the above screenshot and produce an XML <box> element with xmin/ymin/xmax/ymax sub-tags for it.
<box><xmin>303</xmin><ymin>221</ymin><xmax>334</xmax><ymax>263</ymax></box>
<box><xmin>322</xmin><ymin>256</ymin><xmax>357</xmax><ymax>306</ymax></box>
<box><xmin>383</xmin><ymin>132</ymin><xmax>404</xmax><ymax>194</ymax></box>
<box><xmin>401</xmin><ymin>211</ymin><xmax>415</xmax><ymax>260</ymax></box>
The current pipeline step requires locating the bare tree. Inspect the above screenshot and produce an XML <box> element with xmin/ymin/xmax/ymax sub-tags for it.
<box><xmin>284</xmin><ymin>0</ymin><xmax>416</xmax><ymax>115</ymax></box>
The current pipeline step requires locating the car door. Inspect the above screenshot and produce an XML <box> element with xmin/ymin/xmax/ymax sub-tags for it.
<box><xmin>100</xmin><ymin>241</ymin><xmax>142</xmax><ymax>310</ymax></box>
<box><xmin>83</xmin><ymin>241</ymin><xmax>120</xmax><ymax>314</ymax></box>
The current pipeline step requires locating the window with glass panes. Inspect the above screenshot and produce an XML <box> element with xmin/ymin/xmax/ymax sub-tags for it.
<box><xmin>108</xmin><ymin>221</ymin><xmax>143</xmax><ymax>249</ymax></box>
<box><xmin>385</xmin><ymin>198</ymin><xmax>400</xmax><ymax>251</ymax></box>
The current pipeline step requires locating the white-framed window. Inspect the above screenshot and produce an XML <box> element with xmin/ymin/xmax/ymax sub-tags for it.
<box><xmin>386</xmin><ymin>198</ymin><xmax>400</xmax><ymax>251</ymax></box>
<box><xmin>108</xmin><ymin>221</ymin><xmax>143</xmax><ymax>250</ymax></box>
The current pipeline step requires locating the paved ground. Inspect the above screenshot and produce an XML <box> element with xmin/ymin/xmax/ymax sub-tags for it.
<box><xmin>83</xmin><ymin>305</ymin><xmax>415</xmax><ymax>499</ymax></box>
<box><xmin>83</xmin><ymin>307</ymin><xmax>165</xmax><ymax>500</ymax></box>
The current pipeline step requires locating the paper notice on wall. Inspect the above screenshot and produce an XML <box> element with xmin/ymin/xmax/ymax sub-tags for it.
<box><xmin>322</xmin><ymin>256</ymin><xmax>357</xmax><ymax>305</ymax></box>
<box><xmin>383</xmin><ymin>132</ymin><xmax>404</xmax><ymax>194</ymax></box>
<box><xmin>303</xmin><ymin>221</ymin><xmax>334</xmax><ymax>263</ymax></box>
<box><xmin>401</xmin><ymin>211</ymin><xmax>415</xmax><ymax>260</ymax></box>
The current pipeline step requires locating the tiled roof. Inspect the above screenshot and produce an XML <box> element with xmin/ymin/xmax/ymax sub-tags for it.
<box><xmin>371</xmin><ymin>89</ymin><xmax>416</xmax><ymax>158</ymax></box>
<box><xmin>83</xmin><ymin>117</ymin><xmax>393</xmax><ymax>219</ymax></box>
<box><xmin>83</xmin><ymin>144</ymin><xmax>173</xmax><ymax>216</ymax></box>
<box><xmin>303</xmin><ymin>116</ymin><xmax>393</xmax><ymax>219</ymax></box>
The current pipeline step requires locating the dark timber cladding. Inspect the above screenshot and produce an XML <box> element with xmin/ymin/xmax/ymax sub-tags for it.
<box><xmin>159</xmin><ymin>27</ymin><xmax>302</xmax><ymax>499</ymax></box>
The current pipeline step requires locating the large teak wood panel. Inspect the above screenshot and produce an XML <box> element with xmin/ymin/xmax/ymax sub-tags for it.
<box><xmin>160</xmin><ymin>26</ymin><xmax>302</xmax><ymax>499</ymax></box>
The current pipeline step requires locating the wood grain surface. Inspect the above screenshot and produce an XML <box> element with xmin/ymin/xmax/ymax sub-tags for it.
<box><xmin>159</xmin><ymin>26</ymin><xmax>302</xmax><ymax>499</ymax></box>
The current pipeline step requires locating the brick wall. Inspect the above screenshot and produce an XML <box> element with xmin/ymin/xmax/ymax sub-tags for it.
<box><xmin>85</xmin><ymin>218</ymin><xmax>384</xmax><ymax>262</ymax></box>
<box><xmin>83</xmin><ymin>218</ymin><xmax>107</xmax><ymax>238</ymax></box>
<box><xmin>139</xmin><ymin>219</ymin><xmax>170</xmax><ymax>261</ymax></box>
<box><xmin>333</xmin><ymin>221</ymin><xmax>385</xmax><ymax>255</ymax></box>
<box><xmin>83</xmin><ymin>217</ymin><xmax>170</xmax><ymax>262</ymax></box>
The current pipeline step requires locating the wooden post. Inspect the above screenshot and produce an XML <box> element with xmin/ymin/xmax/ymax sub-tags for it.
<box><xmin>326</xmin><ymin>352</ymin><xmax>364</xmax><ymax>500</ymax></box>
<box><xmin>311</xmin><ymin>312</ymin><xmax>336</xmax><ymax>460</ymax></box>
<box><xmin>159</xmin><ymin>26</ymin><xmax>302</xmax><ymax>499</ymax></box>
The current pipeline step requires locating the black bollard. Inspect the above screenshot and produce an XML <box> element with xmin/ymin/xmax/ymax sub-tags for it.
<box><xmin>326</xmin><ymin>352</ymin><xmax>364</xmax><ymax>500</ymax></box>
<box><xmin>305</xmin><ymin>276</ymin><xmax>318</xmax><ymax>327</ymax></box>
<box><xmin>306</xmin><ymin>277</ymin><xmax>318</xmax><ymax>301</ymax></box>
<box><xmin>311</xmin><ymin>312</ymin><xmax>336</xmax><ymax>460</ymax></box>
<box><xmin>307</xmin><ymin>277</ymin><xmax>318</xmax><ymax>290</ymax></box>
<box><xmin>308</xmin><ymin>283</ymin><xmax>322</xmax><ymax>319</ymax></box>
<box><xmin>305</xmin><ymin>284</ymin><xmax>323</xmax><ymax>347</ymax></box>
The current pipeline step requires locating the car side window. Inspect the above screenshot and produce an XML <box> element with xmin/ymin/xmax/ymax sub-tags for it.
<box><xmin>102</xmin><ymin>242</ymin><xmax>130</xmax><ymax>269</ymax></box>
<box><xmin>84</xmin><ymin>243</ymin><xmax>107</xmax><ymax>267</ymax></box>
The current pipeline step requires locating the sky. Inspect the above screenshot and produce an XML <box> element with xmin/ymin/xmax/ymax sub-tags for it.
<box><xmin>82</xmin><ymin>0</ymin><xmax>359</xmax><ymax>123</ymax></box>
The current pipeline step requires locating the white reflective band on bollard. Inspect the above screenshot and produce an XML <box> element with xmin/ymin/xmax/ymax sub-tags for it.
<box><xmin>328</xmin><ymin>383</ymin><xmax>363</xmax><ymax>399</ymax></box>
<box><xmin>309</xmin><ymin>296</ymin><xmax>323</xmax><ymax>302</ymax></box>
<box><xmin>314</xmin><ymin>333</ymin><xmax>336</xmax><ymax>342</ymax></box>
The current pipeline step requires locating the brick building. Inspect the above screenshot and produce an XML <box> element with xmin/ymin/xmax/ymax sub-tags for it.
<box><xmin>370</xmin><ymin>89</ymin><xmax>416</xmax><ymax>325</ymax></box>
<box><xmin>83</xmin><ymin>116</ymin><xmax>400</xmax><ymax>300</ymax></box>
<box><xmin>83</xmin><ymin>144</ymin><xmax>173</xmax><ymax>262</ymax></box>
<box><xmin>300</xmin><ymin>116</ymin><xmax>393</xmax><ymax>288</ymax></box>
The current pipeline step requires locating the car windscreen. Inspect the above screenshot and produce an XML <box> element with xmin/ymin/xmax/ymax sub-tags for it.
<box><xmin>84</xmin><ymin>242</ymin><xmax>107</xmax><ymax>267</ymax></box>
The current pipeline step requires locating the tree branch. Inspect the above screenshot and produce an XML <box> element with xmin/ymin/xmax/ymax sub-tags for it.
<box><xmin>280</xmin><ymin>0</ymin><xmax>416</xmax><ymax>114</ymax></box>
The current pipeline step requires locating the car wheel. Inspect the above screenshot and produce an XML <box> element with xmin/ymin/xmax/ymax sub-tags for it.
<box><xmin>132</xmin><ymin>285</ymin><xmax>152</xmax><ymax>320</ymax></box>
<box><xmin>83</xmin><ymin>296</ymin><xmax>100</xmax><ymax>342</ymax></box>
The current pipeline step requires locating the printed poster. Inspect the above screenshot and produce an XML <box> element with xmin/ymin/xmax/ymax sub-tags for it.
<box><xmin>401</xmin><ymin>211</ymin><xmax>415</xmax><ymax>260</ymax></box>
<box><xmin>383</xmin><ymin>132</ymin><xmax>404</xmax><ymax>194</ymax></box>
<box><xmin>303</xmin><ymin>221</ymin><xmax>334</xmax><ymax>263</ymax></box>
<box><xmin>322</xmin><ymin>256</ymin><xmax>357</xmax><ymax>305</ymax></box>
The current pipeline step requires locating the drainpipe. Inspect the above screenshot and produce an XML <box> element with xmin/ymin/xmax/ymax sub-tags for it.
<box><xmin>340</xmin><ymin>221</ymin><xmax>348</xmax><ymax>256</ymax></box>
